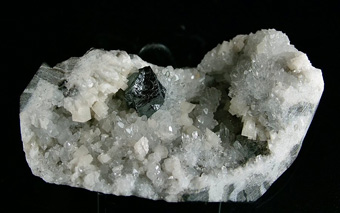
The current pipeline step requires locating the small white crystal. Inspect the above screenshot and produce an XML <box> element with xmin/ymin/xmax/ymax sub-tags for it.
<box><xmin>134</xmin><ymin>136</ymin><xmax>149</xmax><ymax>161</ymax></box>
<box><xmin>205</xmin><ymin>128</ymin><xmax>222</xmax><ymax>149</ymax></box>
<box><xmin>92</xmin><ymin>101</ymin><xmax>109</xmax><ymax>120</ymax></box>
<box><xmin>20</xmin><ymin>29</ymin><xmax>324</xmax><ymax>202</ymax></box>
<box><xmin>97</xmin><ymin>153</ymin><xmax>111</xmax><ymax>164</ymax></box>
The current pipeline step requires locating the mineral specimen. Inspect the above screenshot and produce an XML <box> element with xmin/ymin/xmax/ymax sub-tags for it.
<box><xmin>19</xmin><ymin>29</ymin><xmax>324</xmax><ymax>202</ymax></box>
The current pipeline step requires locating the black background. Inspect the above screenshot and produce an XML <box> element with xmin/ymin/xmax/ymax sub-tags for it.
<box><xmin>3</xmin><ymin>0</ymin><xmax>340</xmax><ymax>212</ymax></box>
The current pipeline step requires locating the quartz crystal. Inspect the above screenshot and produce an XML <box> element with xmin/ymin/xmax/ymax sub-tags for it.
<box><xmin>19</xmin><ymin>29</ymin><xmax>324</xmax><ymax>202</ymax></box>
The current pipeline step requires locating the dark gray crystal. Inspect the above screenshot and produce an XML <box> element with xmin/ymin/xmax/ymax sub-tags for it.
<box><xmin>58</xmin><ymin>80</ymin><xmax>78</xmax><ymax>97</ymax></box>
<box><xmin>124</xmin><ymin>66</ymin><xmax>166</xmax><ymax>118</ymax></box>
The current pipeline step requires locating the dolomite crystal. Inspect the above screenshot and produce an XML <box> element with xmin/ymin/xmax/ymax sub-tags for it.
<box><xmin>20</xmin><ymin>29</ymin><xmax>324</xmax><ymax>202</ymax></box>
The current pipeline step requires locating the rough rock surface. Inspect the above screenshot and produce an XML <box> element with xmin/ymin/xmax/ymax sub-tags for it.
<box><xmin>20</xmin><ymin>29</ymin><xmax>324</xmax><ymax>202</ymax></box>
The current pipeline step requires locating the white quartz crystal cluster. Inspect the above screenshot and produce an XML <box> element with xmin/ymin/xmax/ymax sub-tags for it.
<box><xmin>20</xmin><ymin>29</ymin><xmax>324</xmax><ymax>202</ymax></box>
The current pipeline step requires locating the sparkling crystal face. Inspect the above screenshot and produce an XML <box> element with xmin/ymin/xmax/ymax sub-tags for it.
<box><xmin>124</xmin><ymin>66</ymin><xmax>166</xmax><ymax>118</ymax></box>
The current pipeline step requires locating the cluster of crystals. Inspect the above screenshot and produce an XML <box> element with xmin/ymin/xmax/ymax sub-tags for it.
<box><xmin>20</xmin><ymin>29</ymin><xmax>324</xmax><ymax>202</ymax></box>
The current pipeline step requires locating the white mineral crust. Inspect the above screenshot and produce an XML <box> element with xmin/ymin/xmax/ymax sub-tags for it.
<box><xmin>20</xmin><ymin>29</ymin><xmax>324</xmax><ymax>202</ymax></box>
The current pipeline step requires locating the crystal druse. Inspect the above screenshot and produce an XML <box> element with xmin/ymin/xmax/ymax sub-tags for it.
<box><xmin>20</xmin><ymin>29</ymin><xmax>324</xmax><ymax>202</ymax></box>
